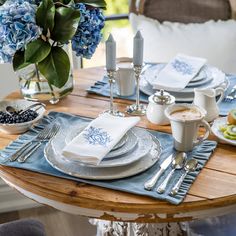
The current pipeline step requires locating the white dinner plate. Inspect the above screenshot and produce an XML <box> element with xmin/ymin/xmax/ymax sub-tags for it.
<box><xmin>64</xmin><ymin>123</ymin><xmax>128</xmax><ymax>152</ymax></box>
<box><xmin>141</xmin><ymin>64</ymin><xmax>226</xmax><ymax>94</ymax></box>
<box><xmin>140</xmin><ymin>74</ymin><xmax>229</xmax><ymax>102</ymax></box>
<box><xmin>211</xmin><ymin>117</ymin><xmax>236</xmax><ymax>146</ymax></box>
<box><xmin>64</xmin><ymin>126</ymin><xmax>138</xmax><ymax>159</ymax></box>
<box><xmin>112</xmin><ymin>133</ymin><xmax>128</xmax><ymax>150</ymax></box>
<box><xmin>51</xmin><ymin>126</ymin><xmax>154</xmax><ymax>167</ymax></box>
<box><xmin>190</xmin><ymin>67</ymin><xmax>207</xmax><ymax>82</ymax></box>
<box><xmin>44</xmin><ymin>132</ymin><xmax>162</xmax><ymax>180</ymax></box>
<box><xmin>186</xmin><ymin>76</ymin><xmax>213</xmax><ymax>88</ymax></box>
<box><xmin>144</xmin><ymin>63</ymin><xmax>208</xmax><ymax>86</ymax></box>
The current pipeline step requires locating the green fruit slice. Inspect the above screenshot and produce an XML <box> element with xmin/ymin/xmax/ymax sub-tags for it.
<box><xmin>219</xmin><ymin>124</ymin><xmax>227</xmax><ymax>132</ymax></box>
<box><xmin>223</xmin><ymin>130</ymin><xmax>236</xmax><ymax>140</ymax></box>
<box><xmin>226</xmin><ymin>125</ymin><xmax>236</xmax><ymax>136</ymax></box>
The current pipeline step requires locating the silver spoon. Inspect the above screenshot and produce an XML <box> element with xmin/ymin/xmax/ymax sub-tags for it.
<box><xmin>170</xmin><ymin>158</ymin><xmax>198</xmax><ymax>196</ymax></box>
<box><xmin>6</xmin><ymin>103</ymin><xmax>45</xmax><ymax>116</ymax></box>
<box><xmin>156</xmin><ymin>152</ymin><xmax>186</xmax><ymax>194</ymax></box>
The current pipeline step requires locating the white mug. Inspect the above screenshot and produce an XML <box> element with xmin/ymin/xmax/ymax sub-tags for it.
<box><xmin>116</xmin><ymin>62</ymin><xmax>135</xmax><ymax>96</ymax></box>
<box><xmin>165</xmin><ymin>104</ymin><xmax>211</xmax><ymax>152</ymax></box>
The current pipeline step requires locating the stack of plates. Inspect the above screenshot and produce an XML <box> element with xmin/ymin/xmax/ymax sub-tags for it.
<box><xmin>140</xmin><ymin>64</ymin><xmax>229</xmax><ymax>102</ymax></box>
<box><xmin>44</xmin><ymin>124</ymin><xmax>162</xmax><ymax>180</ymax></box>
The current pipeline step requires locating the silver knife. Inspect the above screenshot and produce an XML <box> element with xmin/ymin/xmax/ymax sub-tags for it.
<box><xmin>144</xmin><ymin>153</ymin><xmax>174</xmax><ymax>191</ymax></box>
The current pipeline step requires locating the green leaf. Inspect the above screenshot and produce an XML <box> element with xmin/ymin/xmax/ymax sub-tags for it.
<box><xmin>36</xmin><ymin>0</ymin><xmax>55</xmax><ymax>34</ymax></box>
<box><xmin>0</xmin><ymin>0</ymin><xmax>7</xmax><ymax>6</ymax></box>
<box><xmin>13</xmin><ymin>51</ymin><xmax>31</xmax><ymax>71</ymax></box>
<box><xmin>75</xmin><ymin>0</ymin><xmax>106</xmax><ymax>9</ymax></box>
<box><xmin>38</xmin><ymin>47</ymin><xmax>70</xmax><ymax>88</ymax></box>
<box><xmin>61</xmin><ymin>0</ymin><xmax>72</xmax><ymax>4</ymax></box>
<box><xmin>53</xmin><ymin>0</ymin><xmax>74</xmax><ymax>4</ymax></box>
<box><xmin>25</xmin><ymin>39</ymin><xmax>51</xmax><ymax>63</ymax></box>
<box><xmin>51</xmin><ymin>7</ymin><xmax>80</xmax><ymax>43</ymax></box>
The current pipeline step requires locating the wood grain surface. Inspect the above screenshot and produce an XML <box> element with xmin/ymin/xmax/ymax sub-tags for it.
<box><xmin>0</xmin><ymin>67</ymin><xmax>236</xmax><ymax>223</ymax></box>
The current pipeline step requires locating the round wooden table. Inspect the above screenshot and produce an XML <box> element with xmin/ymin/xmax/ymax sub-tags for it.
<box><xmin>0</xmin><ymin>67</ymin><xmax>236</xmax><ymax>234</ymax></box>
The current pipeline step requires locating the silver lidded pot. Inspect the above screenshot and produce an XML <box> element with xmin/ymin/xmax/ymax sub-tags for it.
<box><xmin>146</xmin><ymin>89</ymin><xmax>175</xmax><ymax>125</ymax></box>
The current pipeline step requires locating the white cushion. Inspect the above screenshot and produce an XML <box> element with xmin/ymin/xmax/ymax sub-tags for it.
<box><xmin>129</xmin><ymin>13</ymin><xmax>236</xmax><ymax>74</ymax></box>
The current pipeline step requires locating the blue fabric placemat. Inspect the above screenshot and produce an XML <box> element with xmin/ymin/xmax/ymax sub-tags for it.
<box><xmin>87</xmin><ymin>73</ymin><xmax>236</xmax><ymax>116</ymax></box>
<box><xmin>0</xmin><ymin>112</ymin><xmax>217</xmax><ymax>205</ymax></box>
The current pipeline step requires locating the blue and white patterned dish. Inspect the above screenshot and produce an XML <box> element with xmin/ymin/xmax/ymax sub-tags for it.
<box><xmin>44</xmin><ymin>130</ymin><xmax>162</xmax><ymax>179</ymax></box>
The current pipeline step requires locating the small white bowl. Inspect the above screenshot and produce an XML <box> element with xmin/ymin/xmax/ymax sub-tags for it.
<box><xmin>0</xmin><ymin>100</ymin><xmax>46</xmax><ymax>134</ymax></box>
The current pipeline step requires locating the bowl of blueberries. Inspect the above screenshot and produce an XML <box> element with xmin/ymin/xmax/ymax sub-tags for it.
<box><xmin>0</xmin><ymin>100</ymin><xmax>46</xmax><ymax>134</ymax></box>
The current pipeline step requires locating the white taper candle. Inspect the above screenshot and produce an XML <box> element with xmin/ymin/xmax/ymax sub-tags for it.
<box><xmin>133</xmin><ymin>31</ymin><xmax>144</xmax><ymax>66</ymax></box>
<box><xmin>106</xmin><ymin>34</ymin><xmax>116</xmax><ymax>71</ymax></box>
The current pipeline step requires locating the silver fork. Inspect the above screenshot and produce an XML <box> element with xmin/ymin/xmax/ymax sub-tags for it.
<box><xmin>224</xmin><ymin>85</ymin><xmax>236</xmax><ymax>102</ymax></box>
<box><xmin>7</xmin><ymin>125</ymin><xmax>52</xmax><ymax>162</ymax></box>
<box><xmin>17</xmin><ymin>123</ymin><xmax>60</xmax><ymax>163</ymax></box>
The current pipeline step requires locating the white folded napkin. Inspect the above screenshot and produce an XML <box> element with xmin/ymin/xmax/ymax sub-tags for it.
<box><xmin>62</xmin><ymin>113</ymin><xmax>140</xmax><ymax>165</ymax></box>
<box><xmin>151</xmin><ymin>54</ymin><xmax>207</xmax><ymax>91</ymax></box>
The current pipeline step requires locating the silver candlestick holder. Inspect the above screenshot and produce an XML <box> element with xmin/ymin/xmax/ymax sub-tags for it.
<box><xmin>104</xmin><ymin>69</ymin><xmax>125</xmax><ymax>117</ymax></box>
<box><xmin>126</xmin><ymin>65</ymin><xmax>146</xmax><ymax>116</ymax></box>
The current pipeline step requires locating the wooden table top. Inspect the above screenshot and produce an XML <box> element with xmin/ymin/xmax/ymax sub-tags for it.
<box><xmin>0</xmin><ymin>67</ymin><xmax>236</xmax><ymax>223</ymax></box>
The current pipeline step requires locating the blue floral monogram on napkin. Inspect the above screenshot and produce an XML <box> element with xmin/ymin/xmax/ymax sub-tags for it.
<box><xmin>171</xmin><ymin>59</ymin><xmax>195</xmax><ymax>75</ymax></box>
<box><xmin>83</xmin><ymin>126</ymin><xmax>112</xmax><ymax>147</ymax></box>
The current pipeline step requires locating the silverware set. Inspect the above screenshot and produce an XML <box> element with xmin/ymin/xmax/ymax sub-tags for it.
<box><xmin>157</xmin><ymin>152</ymin><xmax>186</xmax><ymax>194</ymax></box>
<box><xmin>144</xmin><ymin>152</ymin><xmax>198</xmax><ymax>196</ymax></box>
<box><xmin>7</xmin><ymin>123</ymin><xmax>60</xmax><ymax>163</ymax></box>
<box><xmin>224</xmin><ymin>85</ymin><xmax>236</xmax><ymax>102</ymax></box>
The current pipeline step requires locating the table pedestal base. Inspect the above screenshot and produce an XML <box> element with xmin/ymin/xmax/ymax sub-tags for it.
<box><xmin>90</xmin><ymin>219</ymin><xmax>183</xmax><ymax>236</ymax></box>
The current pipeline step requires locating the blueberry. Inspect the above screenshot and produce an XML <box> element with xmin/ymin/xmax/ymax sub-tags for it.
<box><xmin>0</xmin><ymin>109</ymin><xmax>38</xmax><ymax>124</ymax></box>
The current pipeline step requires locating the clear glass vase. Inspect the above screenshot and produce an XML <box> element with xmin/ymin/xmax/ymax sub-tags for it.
<box><xmin>17</xmin><ymin>45</ymin><xmax>74</xmax><ymax>104</ymax></box>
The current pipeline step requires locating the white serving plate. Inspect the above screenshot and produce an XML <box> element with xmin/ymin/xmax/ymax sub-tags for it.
<box><xmin>44</xmin><ymin>132</ymin><xmax>162</xmax><ymax>180</ymax></box>
<box><xmin>211</xmin><ymin>117</ymin><xmax>236</xmax><ymax>146</ymax></box>
<box><xmin>0</xmin><ymin>100</ymin><xmax>45</xmax><ymax>134</ymax></box>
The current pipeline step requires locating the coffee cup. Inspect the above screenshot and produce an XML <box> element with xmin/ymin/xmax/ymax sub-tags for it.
<box><xmin>116</xmin><ymin>62</ymin><xmax>135</xmax><ymax>96</ymax></box>
<box><xmin>165</xmin><ymin>104</ymin><xmax>211</xmax><ymax>152</ymax></box>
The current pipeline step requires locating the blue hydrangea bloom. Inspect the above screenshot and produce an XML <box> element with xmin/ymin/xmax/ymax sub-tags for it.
<box><xmin>0</xmin><ymin>0</ymin><xmax>41</xmax><ymax>63</ymax></box>
<box><xmin>72</xmin><ymin>3</ymin><xmax>105</xmax><ymax>59</ymax></box>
